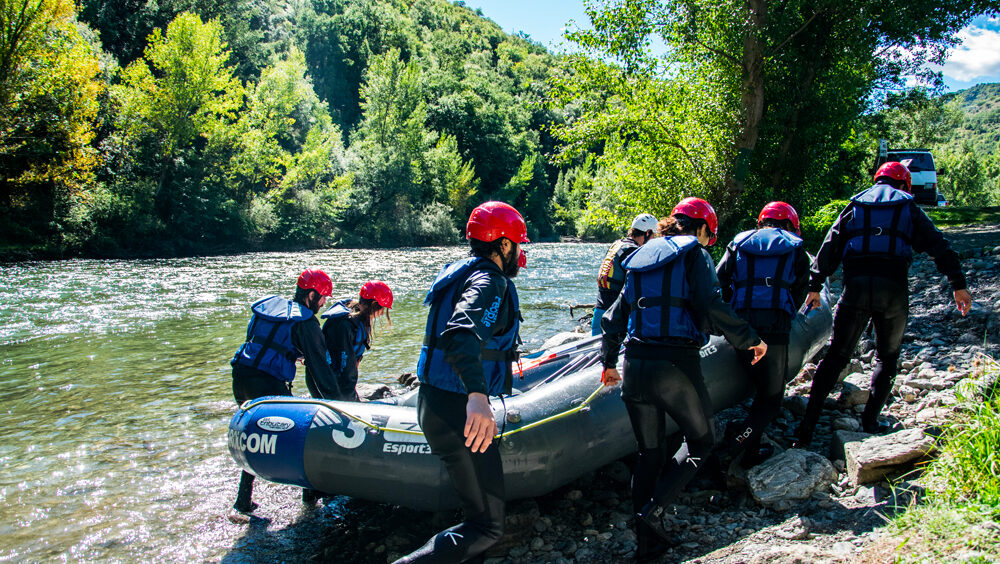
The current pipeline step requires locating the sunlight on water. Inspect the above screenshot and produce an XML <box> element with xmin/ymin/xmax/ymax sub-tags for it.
<box><xmin>0</xmin><ymin>243</ymin><xmax>605</xmax><ymax>561</ymax></box>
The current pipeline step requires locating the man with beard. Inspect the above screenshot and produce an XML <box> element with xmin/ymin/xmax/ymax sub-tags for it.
<box><xmin>395</xmin><ymin>201</ymin><xmax>528</xmax><ymax>564</ymax></box>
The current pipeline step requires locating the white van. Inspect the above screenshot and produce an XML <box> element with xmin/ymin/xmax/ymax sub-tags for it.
<box><xmin>886</xmin><ymin>149</ymin><xmax>940</xmax><ymax>205</ymax></box>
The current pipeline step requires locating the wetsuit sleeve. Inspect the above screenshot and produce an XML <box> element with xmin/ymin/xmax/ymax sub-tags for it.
<box><xmin>792</xmin><ymin>246</ymin><xmax>811</xmax><ymax>310</ymax></box>
<box><xmin>438</xmin><ymin>270</ymin><xmax>510</xmax><ymax>396</ymax></box>
<box><xmin>910</xmin><ymin>205</ymin><xmax>967</xmax><ymax>291</ymax></box>
<box><xmin>600</xmin><ymin>289</ymin><xmax>631</xmax><ymax>368</ymax></box>
<box><xmin>687</xmin><ymin>248</ymin><xmax>761</xmax><ymax>349</ymax></box>
<box><xmin>809</xmin><ymin>209</ymin><xmax>849</xmax><ymax>292</ymax></box>
<box><xmin>322</xmin><ymin>317</ymin><xmax>360</xmax><ymax>399</ymax></box>
<box><xmin>293</xmin><ymin>317</ymin><xmax>341</xmax><ymax>399</ymax></box>
<box><xmin>715</xmin><ymin>245</ymin><xmax>737</xmax><ymax>304</ymax></box>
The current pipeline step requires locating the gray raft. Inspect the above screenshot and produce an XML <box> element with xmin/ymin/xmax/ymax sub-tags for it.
<box><xmin>228</xmin><ymin>290</ymin><xmax>832</xmax><ymax>511</ymax></box>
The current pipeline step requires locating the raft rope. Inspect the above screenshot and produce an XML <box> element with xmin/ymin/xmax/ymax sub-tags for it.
<box><xmin>238</xmin><ymin>383</ymin><xmax>609</xmax><ymax>440</ymax></box>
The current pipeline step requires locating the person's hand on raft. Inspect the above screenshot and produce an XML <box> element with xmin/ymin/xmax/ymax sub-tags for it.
<box><xmin>465</xmin><ymin>393</ymin><xmax>497</xmax><ymax>453</ymax></box>
<box><xmin>804</xmin><ymin>291</ymin><xmax>822</xmax><ymax>312</ymax></box>
<box><xmin>749</xmin><ymin>341</ymin><xmax>767</xmax><ymax>365</ymax></box>
<box><xmin>601</xmin><ymin>367</ymin><xmax>621</xmax><ymax>387</ymax></box>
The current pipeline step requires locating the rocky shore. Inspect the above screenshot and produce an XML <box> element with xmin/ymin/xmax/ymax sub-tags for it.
<box><xmin>238</xmin><ymin>224</ymin><xmax>1000</xmax><ymax>564</ymax></box>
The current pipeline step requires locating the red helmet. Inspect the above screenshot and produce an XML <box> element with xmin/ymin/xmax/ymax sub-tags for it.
<box><xmin>758</xmin><ymin>201</ymin><xmax>801</xmax><ymax>234</ymax></box>
<box><xmin>874</xmin><ymin>161</ymin><xmax>912</xmax><ymax>192</ymax></box>
<box><xmin>672</xmin><ymin>197</ymin><xmax>718</xmax><ymax>246</ymax></box>
<box><xmin>297</xmin><ymin>268</ymin><xmax>332</xmax><ymax>297</ymax></box>
<box><xmin>517</xmin><ymin>248</ymin><xmax>527</xmax><ymax>269</ymax></box>
<box><xmin>360</xmin><ymin>280</ymin><xmax>393</xmax><ymax>309</ymax></box>
<box><xmin>466</xmin><ymin>201</ymin><xmax>530</xmax><ymax>243</ymax></box>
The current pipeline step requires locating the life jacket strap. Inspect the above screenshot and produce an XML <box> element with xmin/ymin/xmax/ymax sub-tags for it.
<box><xmin>250</xmin><ymin>323</ymin><xmax>283</xmax><ymax>370</ymax></box>
<box><xmin>633</xmin><ymin>296</ymin><xmax>691</xmax><ymax>309</ymax></box>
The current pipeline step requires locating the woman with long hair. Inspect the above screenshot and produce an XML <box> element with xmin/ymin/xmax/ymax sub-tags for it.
<box><xmin>599</xmin><ymin>198</ymin><xmax>767</xmax><ymax>561</ymax></box>
<box><xmin>310</xmin><ymin>280</ymin><xmax>393</xmax><ymax>401</ymax></box>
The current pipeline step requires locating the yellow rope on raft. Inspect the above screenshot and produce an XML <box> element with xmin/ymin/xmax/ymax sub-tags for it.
<box><xmin>238</xmin><ymin>384</ymin><xmax>609</xmax><ymax>440</ymax></box>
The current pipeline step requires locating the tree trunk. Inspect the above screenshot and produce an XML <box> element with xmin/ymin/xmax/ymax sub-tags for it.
<box><xmin>722</xmin><ymin>0</ymin><xmax>767</xmax><ymax>213</ymax></box>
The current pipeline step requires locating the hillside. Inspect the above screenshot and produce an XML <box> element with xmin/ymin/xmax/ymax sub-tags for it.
<box><xmin>941</xmin><ymin>82</ymin><xmax>1000</xmax><ymax>155</ymax></box>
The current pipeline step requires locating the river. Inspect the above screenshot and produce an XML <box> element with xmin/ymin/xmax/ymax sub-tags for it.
<box><xmin>0</xmin><ymin>243</ymin><xmax>605</xmax><ymax>562</ymax></box>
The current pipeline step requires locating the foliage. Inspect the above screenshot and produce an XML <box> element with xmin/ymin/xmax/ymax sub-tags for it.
<box><xmin>800</xmin><ymin>200</ymin><xmax>850</xmax><ymax>251</ymax></box>
<box><xmin>0</xmin><ymin>0</ymin><xmax>104</xmax><ymax>250</ymax></box>
<box><xmin>925</xmin><ymin>356</ymin><xmax>1000</xmax><ymax>506</ymax></box>
<box><xmin>550</xmin><ymin>0</ymin><xmax>1000</xmax><ymax>239</ymax></box>
<box><xmin>867</xmin><ymin>357</ymin><xmax>1000</xmax><ymax>563</ymax></box>
<box><xmin>4</xmin><ymin>0</ymin><xmax>575</xmax><ymax>257</ymax></box>
<box><xmin>864</xmin><ymin>84</ymin><xmax>1000</xmax><ymax>207</ymax></box>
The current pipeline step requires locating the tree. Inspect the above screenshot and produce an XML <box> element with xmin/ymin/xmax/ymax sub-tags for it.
<box><xmin>0</xmin><ymin>0</ymin><xmax>103</xmax><ymax>248</ymax></box>
<box><xmin>109</xmin><ymin>12</ymin><xmax>243</xmax><ymax>248</ymax></box>
<box><xmin>554</xmin><ymin>0</ymin><xmax>1000</xmax><ymax>232</ymax></box>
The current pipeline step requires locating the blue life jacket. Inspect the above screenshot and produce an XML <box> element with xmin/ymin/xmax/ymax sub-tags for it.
<box><xmin>232</xmin><ymin>296</ymin><xmax>312</xmax><ymax>382</ymax></box>
<box><xmin>416</xmin><ymin>257</ymin><xmax>521</xmax><ymax>396</ymax></box>
<box><xmin>842</xmin><ymin>184</ymin><xmax>914</xmax><ymax>260</ymax></box>
<box><xmin>621</xmin><ymin>235</ymin><xmax>706</xmax><ymax>345</ymax></box>
<box><xmin>729</xmin><ymin>228</ymin><xmax>803</xmax><ymax>316</ymax></box>
<box><xmin>321</xmin><ymin>301</ymin><xmax>369</xmax><ymax>372</ymax></box>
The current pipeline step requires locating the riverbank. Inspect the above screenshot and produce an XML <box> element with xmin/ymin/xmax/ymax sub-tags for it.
<box><xmin>258</xmin><ymin>222</ymin><xmax>998</xmax><ymax>563</ymax></box>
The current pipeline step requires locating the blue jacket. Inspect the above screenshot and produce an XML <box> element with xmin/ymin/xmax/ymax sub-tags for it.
<box><xmin>231</xmin><ymin>296</ymin><xmax>312</xmax><ymax>382</ymax></box>
<box><xmin>727</xmin><ymin>228</ymin><xmax>803</xmax><ymax>316</ymax></box>
<box><xmin>417</xmin><ymin>257</ymin><xmax>520</xmax><ymax>396</ymax></box>
<box><xmin>620</xmin><ymin>235</ymin><xmax>706</xmax><ymax>345</ymax></box>
<box><xmin>842</xmin><ymin>184</ymin><xmax>914</xmax><ymax>260</ymax></box>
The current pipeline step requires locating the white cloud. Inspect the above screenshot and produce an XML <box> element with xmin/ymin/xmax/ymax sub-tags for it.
<box><xmin>936</xmin><ymin>26</ymin><xmax>1000</xmax><ymax>82</ymax></box>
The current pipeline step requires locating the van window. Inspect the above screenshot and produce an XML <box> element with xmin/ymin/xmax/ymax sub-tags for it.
<box><xmin>887</xmin><ymin>152</ymin><xmax>935</xmax><ymax>172</ymax></box>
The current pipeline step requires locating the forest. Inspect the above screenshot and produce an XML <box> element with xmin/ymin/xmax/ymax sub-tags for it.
<box><xmin>1</xmin><ymin>0</ymin><xmax>998</xmax><ymax>257</ymax></box>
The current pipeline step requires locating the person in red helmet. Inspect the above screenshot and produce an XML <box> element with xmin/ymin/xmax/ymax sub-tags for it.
<box><xmin>795</xmin><ymin>162</ymin><xmax>973</xmax><ymax>446</ymax></box>
<box><xmin>227</xmin><ymin>268</ymin><xmax>339</xmax><ymax>523</ymax></box>
<box><xmin>716</xmin><ymin>202</ymin><xmax>810</xmax><ymax>468</ymax></box>
<box><xmin>395</xmin><ymin>201</ymin><xmax>527</xmax><ymax>564</ymax></box>
<box><xmin>316</xmin><ymin>280</ymin><xmax>393</xmax><ymax>401</ymax></box>
<box><xmin>600</xmin><ymin>197</ymin><xmax>766</xmax><ymax>560</ymax></box>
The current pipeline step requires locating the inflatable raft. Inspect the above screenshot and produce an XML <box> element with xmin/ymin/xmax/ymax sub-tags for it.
<box><xmin>228</xmin><ymin>291</ymin><xmax>833</xmax><ymax>511</ymax></box>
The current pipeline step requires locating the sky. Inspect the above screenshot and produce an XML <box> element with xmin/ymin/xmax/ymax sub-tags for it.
<box><xmin>463</xmin><ymin>1</ymin><xmax>1000</xmax><ymax>93</ymax></box>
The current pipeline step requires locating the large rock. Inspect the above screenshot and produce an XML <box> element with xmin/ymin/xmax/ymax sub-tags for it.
<box><xmin>830</xmin><ymin>430</ymin><xmax>872</xmax><ymax>461</ymax></box>
<box><xmin>845</xmin><ymin>428</ymin><xmax>936</xmax><ymax>486</ymax></box>
<box><xmin>837</xmin><ymin>381</ymin><xmax>870</xmax><ymax>409</ymax></box>
<box><xmin>747</xmin><ymin>449</ymin><xmax>837</xmax><ymax>507</ymax></box>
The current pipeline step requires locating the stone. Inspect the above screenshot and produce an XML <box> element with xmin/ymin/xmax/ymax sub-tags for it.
<box><xmin>830</xmin><ymin>430</ymin><xmax>872</xmax><ymax>461</ymax></box>
<box><xmin>832</xmin><ymin>417</ymin><xmax>860</xmax><ymax>432</ymax></box>
<box><xmin>916</xmin><ymin>407</ymin><xmax>951</xmax><ymax>425</ymax></box>
<box><xmin>564</xmin><ymin>489</ymin><xmax>583</xmax><ymax>501</ymax></box>
<box><xmin>746</xmin><ymin>449</ymin><xmax>837</xmax><ymax>507</ymax></box>
<box><xmin>837</xmin><ymin>381</ymin><xmax>870</xmax><ymax>409</ymax></box>
<box><xmin>605</xmin><ymin>461</ymin><xmax>631</xmax><ymax>484</ymax></box>
<box><xmin>774</xmin><ymin>516</ymin><xmax>813</xmax><ymax>540</ymax></box>
<box><xmin>783</xmin><ymin>395</ymin><xmax>808</xmax><ymax>416</ymax></box>
<box><xmin>905</xmin><ymin>378</ymin><xmax>935</xmax><ymax>391</ymax></box>
<box><xmin>845</xmin><ymin>428</ymin><xmax>936</xmax><ymax>485</ymax></box>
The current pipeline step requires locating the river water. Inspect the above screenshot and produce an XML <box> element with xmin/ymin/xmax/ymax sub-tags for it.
<box><xmin>0</xmin><ymin>243</ymin><xmax>605</xmax><ymax>562</ymax></box>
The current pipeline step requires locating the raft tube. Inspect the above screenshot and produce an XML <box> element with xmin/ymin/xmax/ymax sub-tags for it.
<box><xmin>228</xmin><ymin>290</ymin><xmax>833</xmax><ymax>512</ymax></box>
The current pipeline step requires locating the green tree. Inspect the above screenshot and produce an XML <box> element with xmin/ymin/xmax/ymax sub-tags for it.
<box><xmin>554</xmin><ymin>0</ymin><xmax>1000</xmax><ymax>234</ymax></box>
<box><xmin>0</xmin><ymin>0</ymin><xmax>104</xmax><ymax>249</ymax></box>
<box><xmin>109</xmin><ymin>12</ymin><xmax>243</xmax><ymax>249</ymax></box>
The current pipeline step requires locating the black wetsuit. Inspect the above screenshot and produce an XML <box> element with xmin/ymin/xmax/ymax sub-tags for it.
<box><xmin>601</xmin><ymin>244</ymin><xmax>760</xmax><ymax>513</ymax></box>
<box><xmin>716</xmin><ymin>237</ymin><xmax>810</xmax><ymax>464</ymax></box>
<box><xmin>801</xmin><ymin>188</ymin><xmax>967</xmax><ymax>437</ymax></box>
<box><xmin>232</xmin><ymin>309</ymin><xmax>334</xmax><ymax>512</ymax></box>
<box><xmin>396</xmin><ymin>260</ymin><xmax>517</xmax><ymax>564</ymax></box>
<box><xmin>318</xmin><ymin>314</ymin><xmax>366</xmax><ymax>402</ymax></box>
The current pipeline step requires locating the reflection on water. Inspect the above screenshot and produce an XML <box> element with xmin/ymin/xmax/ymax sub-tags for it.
<box><xmin>0</xmin><ymin>243</ymin><xmax>604</xmax><ymax>561</ymax></box>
